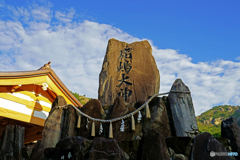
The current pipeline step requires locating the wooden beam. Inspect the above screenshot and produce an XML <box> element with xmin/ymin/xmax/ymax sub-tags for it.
<box><xmin>25</xmin><ymin>126</ymin><xmax>44</xmax><ymax>137</ymax></box>
<box><xmin>0</xmin><ymin>93</ymin><xmax>51</xmax><ymax>112</ymax></box>
<box><xmin>10</xmin><ymin>84</ymin><xmax>22</xmax><ymax>93</ymax></box>
<box><xmin>24</xmin><ymin>134</ymin><xmax>42</xmax><ymax>144</ymax></box>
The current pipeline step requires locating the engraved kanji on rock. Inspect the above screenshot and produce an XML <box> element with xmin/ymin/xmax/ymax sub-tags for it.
<box><xmin>98</xmin><ymin>38</ymin><xmax>160</xmax><ymax>106</ymax></box>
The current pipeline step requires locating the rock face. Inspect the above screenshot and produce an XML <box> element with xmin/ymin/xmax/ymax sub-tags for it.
<box><xmin>165</xmin><ymin>137</ymin><xmax>193</xmax><ymax>157</ymax></box>
<box><xmin>21</xmin><ymin>147</ymin><xmax>34</xmax><ymax>160</ymax></box>
<box><xmin>49</xmin><ymin>95</ymin><xmax>67</xmax><ymax>116</ymax></box>
<box><xmin>78</xmin><ymin>99</ymin><xmax>106</xmax><ymax>139</ymax></box>
<box><xmin>98</xmin><ymin>38</ymin><xmax>160</xmax><ymax>106</ymax></box>
<box><xmin>141</xmin><ymin>128</ymin><xmax>170</xmax><ymax>160</ymax></box>
<box><xmin>0</xmin><ymin>125</ymin><xmax>24</xmax><ymax>160</ymax></box>
<box><xmin>142</xmin><ymin>97</ymin><xmax>171</xmax><ymax>138</ymax></box>
<box><xmin>191</xmin><ymin>132</ymin><xmax>231</xmax><ymax>160</ymax></box>
<box><xmin>41</xmin><ymin>104</ymin><xmax>78</xmax><ymax>150</ymax></box>
<box><xmin>107</xmin><ymin>96</ymin><xmax>142</xmax><ymax>141</ymax></box>
<box><xmin>215</xmin><ymin>137</ymin><xmax>232</xmax><ymax>152</ymax></box>
<box><xmin>89</xmin><ymin>137</ymin><xmax>125</xmax><ymax>160</ymax></box>
<box><xmin>29</xmin><ymin>140</ymin><xmax>43</xmax><ymax>160</ymax></box>
<box><xmin>168</xmin><ymin>79</ymin><xmax>199</xmax><ymax>137</ymax></box>
<box><xmin>30</xmin><ymin>96</ymin><xmax>78</xmax><ymax>159</ymax></box>
<box><xmin>51</xmin><ymin>136</ymin><xmax>92</xmax><ymax>160</ymax></box>
<box><xmin>212</xmin><ymin>117</ymin><xmax>225</xmax><ymax>125</ymax></box>
<box><xmin>221</xmin><ymin>117</ymin><xmax>240</xmax><ymax>159</ymax></box>
<box><xmin>41</xmin><ymin>106</ymin><xmax>65</xmax><ymax>150</ymax></box>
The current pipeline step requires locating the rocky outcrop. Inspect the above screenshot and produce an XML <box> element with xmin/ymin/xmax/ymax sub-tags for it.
<box><xmin>98</xmin><ymin>38</ymin><xmax>160</xmax><ymax>106</ymax></box>
<box><xmin>89</xmin><ymin>137</ymin><xmax>125</xmax><ymax>160</ymax></box>
<box><xmin>212</xmin><ymin>117</ymin><xmax>225</xmax><ymax>125</ymax></box>
<box><xmin>221</xmin><ymin>117</ymin><xmax>240</xmax><ymax>159</ymax></box>
<box><xmin>48</xmin><ymin>136</ymin><xmax>92</xmax><ymax>160</ymax></box>
<box><xmin>203</xmin><ymin>117</ymin><xmax>213</xmax><ymax>124</ymax></box>
<box><xmin>216</xmin><ymin>137</ymin><xmax>232</xmax><ymax>152</ymax></box>
<box><xmin>21</xmin><ymin>147</ymin><xmax>34</xmax><ymax>160</ymax></box>
<box><xmin>227</xmin><ymin>107</ymin><xmax>233</xmax><ymax>112</ymax></box>
<box><xmin>30</xmin><ymin>96</ymin><xmax>79</xmax><ymax>159</ymax></box>
<box><xmin>118</xmin><ymin>140</ymin><xmax>141</xmax><ymax>160</ymax></box>
<box><xmin>107</xmin><ymin>96</ymin><xmax>142</xmax><ymax>141</ymax></box>
<box><xmin>191</xmin><ymin>132</ymin><xmax>230</xmax><ymax>160</ymax></box>
<box><xmin>0</xmin><ymin>125</ymin><xmax>24</xmax><ymax>160</ymax></box>
<box><xmin>173</xmin><ymin>154</ymin><xmax>188</xmax><ymax>160</ymax></box>
<box><xmin>29</xmin><ymin>140</ymin><xmax>43</xmax><ymax>160</ymax></box>
<box><xmin>142</xmin><ymin>97</ymin><xmax>171</xmax><ymax>138</ymax></box>
<box><xmin>165</xmin><ymin>137</ymin><xmax>193</xmax><ymax>157</ymax></box>
<box><xmin>78</xmin><ymin>99</ymin><xmax>106</xmax><ymax>139</ymax></box>
<box><xmin>49</xmin><ymin>95</ymin><xmax>67</xmax><ymax>115</ymax></box>
<box><xmin>41</xmin><ymin>106</ymin><xmax>65</xmax><ymax>151</ymax></box>
<box><xmin>141</xmin><ymin>128</ymin><xmax>170</xmax><ymax>160</ymax></box>
<box><xmin>168</xmin><ymin>79</ymin><xmax>199</xmax><ymax>138</ymax></box>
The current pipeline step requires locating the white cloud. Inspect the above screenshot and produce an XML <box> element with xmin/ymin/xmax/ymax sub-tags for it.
<box><xmin>0</xmin><ymin>2</ymin><xmax>240</xmax><ymax>117</ymax></box>
<box><xmin>236</xmin><ymin>56</ymin><xmax>240</xmax><ymax>61</ymax></box>
<box><xmin>31</xmin><ymin>6</ymin><xmax>51</xmax><ymax>21</ymax></box>
<box><xmin>55</xmin><ymin>7</ymin><xmax>75</xmax><ymax>23</ymax></box>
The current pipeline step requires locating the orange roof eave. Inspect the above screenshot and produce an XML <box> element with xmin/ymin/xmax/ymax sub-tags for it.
<box><xmin>0</xmin><ymin>68</ymin><xmax>83</xmax><ymax>107</ymax></box>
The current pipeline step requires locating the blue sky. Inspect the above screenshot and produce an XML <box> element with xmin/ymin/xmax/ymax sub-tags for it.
<box><xmin>49</xmin><ymin>0</ymin><xmax>240</xmax><ymax>63</ymax></box>
<box><xmin>0</xmin><ymin>0</ymin><xmax>240</xmax><ymax>116</ymax></box>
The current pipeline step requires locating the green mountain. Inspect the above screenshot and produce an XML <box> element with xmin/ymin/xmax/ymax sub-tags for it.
<box><xmin>196</xmin><ymin>105</ymin><xmax>240</xmax><ymax>137</ymax></box>
<box><xmin>71</xmin><ymin>91</ymin><xmax>91</xmax><ymax>105</ymax></box>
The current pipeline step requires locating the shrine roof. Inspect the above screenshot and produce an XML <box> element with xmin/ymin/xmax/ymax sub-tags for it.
<box><xmin>0</xmin><ymin>62</ymin><xmax>83</xmax><ymax>108</ymax></box>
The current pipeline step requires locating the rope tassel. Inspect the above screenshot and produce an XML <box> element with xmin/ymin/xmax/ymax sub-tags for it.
<box><xmin>120</xmin><ymin>120</ymin><xmax>124</xmax><ymax>132</ymax></box>
<box><xmin>91</xmin><ymin>121</ymin><xmax>95</xmax><ymax>137</ymax></box>
<box><xmin>137</xmin><ymin>111</ymin><xmax>142</xmax><ymax>123</ymax></box>
<box><xmin>77</xmin><ymin>115</ymin><xmax>81</xmax><ymax>128</ymax></box>
<box><xmin>131</xmin><ymin>114</ymin><xmax>135</xmax><ymax>131</ymax></box>
<box><xmin>86</xmin><ymin>118</ymin><xmax>89</xmax><ymax>129</ymax></box>
<box><xmin>145</xmin><ymin>102</ymin><xmax>151</xmax><ymax>119</ymax></box>
<box><xmin>109</xmin><ymin>122</ymin><xmax>113</xmax><ymax>138</ymax></box>
<box><xmin>99</xmin><ymin>122</ymin><xmax>103</xmax><ymax>135</ymax></box>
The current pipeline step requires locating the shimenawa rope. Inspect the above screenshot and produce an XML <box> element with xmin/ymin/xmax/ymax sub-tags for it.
<box><xmin>58</xmin><ymin>90</ymin><xmax>190</xmax><ymax>137</ymax></box>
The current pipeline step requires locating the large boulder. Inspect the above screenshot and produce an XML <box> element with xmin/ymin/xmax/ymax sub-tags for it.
<box><xmin>41</xmin><ymin>106</ymin><xmax>65</xmax><ymax>150</ymax></box>
<box><xmin>48</xmin><ymin>95</ymin><xmax>67</xmax><ymax>116</ymax></box>
<box><xmin>42</xmin><ymin>104</ymin><xmax>78</xmax><ymax>149</ymax></box>
<box><xmin>168</xmin><ymin>79</ymin><xmax>199</xmax><ymax>138</ymax></box>
<box><xmin>221</xmin><ymin>117</ymin><xmax>240</xmax><ymax>159</ymax></box>
<box><xmin>190</xmin><ymin>132</ymin><xmax>231</xmax><ymax>160</ymax></box>
<box><xmin>165</xmin><ymin>136</ymin><xmax>193</xmax><ymax>157</ymax></box>
<box><xmin>141</xmin><ymin>128</ymin><xmax>170</xmax><ymax>160</ymax></box>
<box><xmin>98</xmin><ymin>38</ymin><xmax>160</xmax><ymax>106</ymax></box>
<box><xmin>142</xmin><ymin>97</ymin><xmax>171</xmax><ymax>138</ymax></box>
<box><xmin>173</xmin><ymin>154</ymin><xmax>188</xmax><ymax>160</ymax></box>
<box><xmin>29</xmin><ymin>140</ymin><xmax>43</xmax><ymax>160</ymax></box>
<box><xmin>107</xmin><ymin>96</ymin><xmax>142</xmax><ymax>141</ymax></box>
<box><xmin>215</xmin><ymin>137</ymin><xmax>232</xmax><ymax>152</ymax></box>
<box><xmin>89</xmin><ymin>137</ymin><xmax>125</xmax><ymax>160</ymax></box>
<box><xmin>30</xmin><ymin>96</ymin><xmax>78</xmax><ymax>159</ymax></box>
<box><xmin>118</xmin><ymin>140</ymin><xmax>142</xmax><ymax>160</ymax></box>
<box><xmin>0</xmin><ymin>125</ymin><xmax>24</xmax><ymax>160</ymax></box>
<box><xmin>78</xmin><ymin>99</ymin><xmax>106</xmax><ymax>139</ymax></box>
<box><xmin>21</xmin><ymin>147</ymin><xmax>34</xmax><ymax>160</ymax></box>
<box><xmin>48</xmin><ymin>136</ymin><xmax>93</xmax><ymax>160</ymax></box>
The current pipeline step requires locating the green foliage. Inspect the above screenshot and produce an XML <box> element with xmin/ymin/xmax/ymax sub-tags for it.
<box><xmin>70</xmin><ymin>91</ymin><xmax>90</xmax><ymax>105</ymax></box>
<box><xmin>213</xmin><ymin>132</ymin><xmax>221</xmax><ymax>138</ymax></box>
<box><xmin>197</xmin><ymin>105</ymin><xmax>240</xmax><ymax>138</ymax></box>
<box><xmin>232</xmin><ymin>112</ymin><xmax>240</xmax><ymax>119</ymax></box>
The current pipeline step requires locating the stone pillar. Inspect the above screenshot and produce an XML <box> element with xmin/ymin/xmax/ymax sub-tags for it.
<box><xmin>168</xmin><ymin>79</ymin><xmax>199</xmax><ymax>137</ymax></box>
<box><xmin>0</xmin><ymin>125</ymin><xmax>25</xmax><ymax>160</ymax></box>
